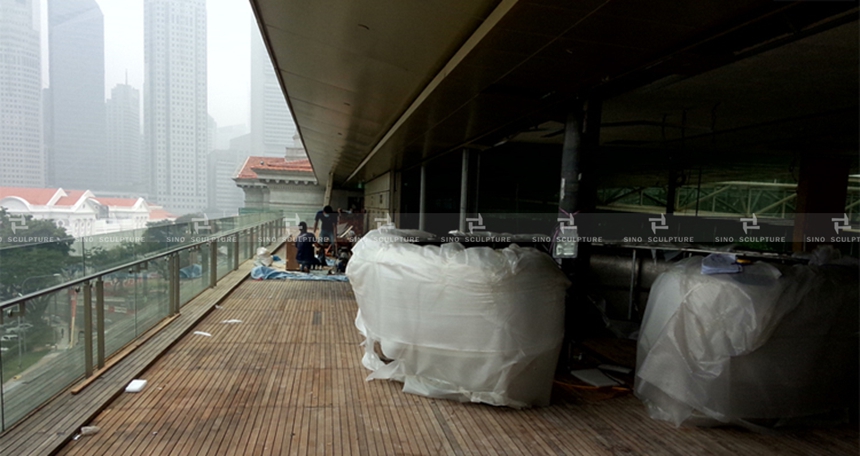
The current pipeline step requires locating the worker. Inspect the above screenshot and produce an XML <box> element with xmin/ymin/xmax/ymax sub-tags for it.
<box><xmin>313</xmin><ymin>205</ymin><xmax>338</xmax><ymax>255</ymax></box>
<box><xmin>295</xmin><ymin>222</ymin><xmax>316</xmax><ymax>273</ymax></box>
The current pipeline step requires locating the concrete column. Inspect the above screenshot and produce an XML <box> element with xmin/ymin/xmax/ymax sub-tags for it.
<box><xmin>419</xmin><ymin>164</ymin><xmax>426</xmax><ymax>231</ymax></box>
<box><xmin>324</xmin><ymin>170</ymin><xmax>334</xmax><ymax>206</ymax></box>
<box><xmin>459</xmin><ymin>149</ymin><xmax>469</xmax><ymax>233</ymax></box>
<box><xmin>559</xmin><ymin>107</ymin><xmax>584</xmax><ymax>215</ymax></box>
<box><xmin>792</xmin><ymin>154</ymin><xmax>850</xmax><ymax>251</ymax></box>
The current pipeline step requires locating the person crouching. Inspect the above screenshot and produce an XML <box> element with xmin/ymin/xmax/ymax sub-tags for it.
<box><xmin>295</xmin><ymin>222</ymin><xmax>316</xmax><ymax>273</ymax></box>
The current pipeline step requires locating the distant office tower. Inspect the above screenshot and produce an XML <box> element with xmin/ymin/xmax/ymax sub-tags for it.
<box><xmin>144</xmin><ymin>0</ymin><xmax>208</xmax><ymax>214</ymax></box>
<box><xmin>250</xmin><ymin>21</ymin><xmax>302</xmax><ymax>158</ymax></box>
<box><xmin>0</xmin><ymin>0</ymin><xmax>44</xmax><ymax>187</ymax></box>
<box><xmin>106</xmin><ymin>83</ymin><xmax>144</xmax><ymax>193</ymax></box>
<box><xmin>208</xmin><ymin>115</ymin><xmax>217</xmax><ymax>153</ymax></box>
<box><xmin>47</xmin><ymin>0</ymin><xmax>106</xmax><ymax>190</ymax></box>
<box><xmin>215</xmin><ymin>124</ymin><xmax>249</xmax><ymax>150</ymax></box>
<box><xmin>207</xmin><ymin>147</ymin><xmax>248</xmax><ymax>217</ymax></box>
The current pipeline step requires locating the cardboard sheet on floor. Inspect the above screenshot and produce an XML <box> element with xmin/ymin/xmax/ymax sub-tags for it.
<box><xmin>635</xmin><ymin>256</ymin><xmax>859</xmax><ymax>427</ymax></box>
<box><xmin>348</xmin><ymin>228</ymin><xmax>569</xmax><ymax>408</ymax></box>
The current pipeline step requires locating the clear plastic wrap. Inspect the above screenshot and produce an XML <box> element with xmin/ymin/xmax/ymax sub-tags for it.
<box><xmin>348</xmin><ymin>228</ymin><xmax>570</xmax><ymax>408</ymax></box>
<box><xmin>635</xmin><ymin>256</ymin><xmax>859</xmax><ymax>427</ymax></box>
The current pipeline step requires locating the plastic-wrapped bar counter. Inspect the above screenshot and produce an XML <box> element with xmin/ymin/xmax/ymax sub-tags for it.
<box><xmin>348</xmin><ymin>228</ymin><xmax>570</xmax><ymax>408</ymax></box>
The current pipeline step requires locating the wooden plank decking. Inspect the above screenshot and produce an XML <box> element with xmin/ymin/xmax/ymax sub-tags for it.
<box><xmin>57</xmin><ymin>279</ymin><xmax>859</xmax><ymax>456</ymax></box>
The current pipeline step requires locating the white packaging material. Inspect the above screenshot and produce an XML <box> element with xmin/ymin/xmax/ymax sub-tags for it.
<box><xmin>125</xmin><ymin>379</ymin><xmax>147</xmax><ymax>393</ymax></box>
<box><xmin>635</xmin><ymin>256</ymin><xmax>859</xmax><ymax>427</ymax></box>
<box><xmin>571</xmin><ymin>369</ymin><xmax>620</xmax><ymax>388</ymax></box>
<box><xmin>598</xmin><ymin>364</ymin><xmax>632</xmax><ymax>375</ymax></box>
<box><xmin>254</xmin><ymin>247</ymin><xmax>273</xmax><ymax>267</ymax></box>
<box><xmin>80</xmin><ymin>426</ymin><xmax>100</xmax><ymax>436</ymax></box>
<box><xmin>348</xmin><ymin>228</ymin><xmax>570</xmax><ymax>408</ymax></box>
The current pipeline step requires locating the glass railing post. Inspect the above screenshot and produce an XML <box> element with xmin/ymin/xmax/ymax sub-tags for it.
<box><xmin>209</xmin><ymin>241</ymin><xmax>217</xmax><ymax>288</ymax></box>
<box><xmin>83</xmin><ymin>282</ymin><xmax>93</xmax><ymax>377</ymax></box>
<box><xmin>96</xmin><ymin>278</ymin><xmax>105</xmax><ymax>369</ymax></box>
<box><xmin>245</xmin><ymin>229</ymin><xmax>249</xmax><ymax>259</ymax></box>
<box><xmin>173</xmin><ymin>254</ymin><xmax>181</xmax><ymax>314</ymax></box>
<box><xmin>233</xmin><ymin>234</ymin><xmax>239</xmax><ymax>270</ymax></box>
<box><xmin>1</xmin><ymin>345</ymin><xmax>4</xmax><ymax>432</ymax></box>
<box><xmin>168</xmin><ymin>254</ymin><xmax>177</xmax><ymax>316</ymax></box>
<box><xmin>136</xmin><ymin>266</ymin><xmax>142</xmax><ymax>337</ymax></box>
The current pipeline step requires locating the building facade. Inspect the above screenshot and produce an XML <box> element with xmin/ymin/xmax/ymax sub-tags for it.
<box><xmin>0</xmin><ymin>0</ymin><xmax>43</xmax><ymax>187</ymax></box>
<box><xmin>234</xmin><ymin>157</ymin><xmax>321</xmax><ymax>218</ymax></box>
<box><xmin>144</xmin><ymin>0</ymin><xmax>208</xmax><ymax>215</ymax></box>
<box><xmin>47</xmin><ymin>0</ymin><xmax>105</xmax><ymax>191</ymax></box>
<box><xmin>250</xmin><ymin>23</ymin><xmax>301</xmax><ymax>158</ymax></box>
<box><xmin>106</xmin><ymin>83</ymin><xmax>144</xmax><ymax>193</ymax></box>
<box><xmin>207</xmin><ymin>148</ymin><xmax>247</xmax><ymax>217</ymax></box>
<box><xmin>0</xmin><ymin>187</ymin><xmax>173</xmax><ymax>238</ymax></box>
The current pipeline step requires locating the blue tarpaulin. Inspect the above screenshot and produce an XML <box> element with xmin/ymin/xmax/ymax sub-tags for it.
<box><xmin>179</xmin><ymin>264</ymin><xmax>202</xmax><ymax>279</ymax></box>
<box><xmin>250</xmin><ymin>265</ymin><xmax>349</xmax><ymax>282</ymax></box>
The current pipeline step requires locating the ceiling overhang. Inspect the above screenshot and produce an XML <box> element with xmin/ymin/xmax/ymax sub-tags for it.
<box><xmin>251</xmin><ymin>0</ymin><xmax>858</xmax><ymax>188</ymax></box>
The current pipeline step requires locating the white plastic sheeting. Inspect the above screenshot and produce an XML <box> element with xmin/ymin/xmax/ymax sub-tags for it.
<box><xmin>254</xmin><ymin>247</ymin><xmax>273</xmax><ymax>267</ymax></box>
<box><xmin>636</xmin><ymin>256</ymin><xmax>859</xmax><ymax>427</ymax></box>
<box><xmin>348</xmin><ymin>228</ymin><xmax>570</xmax><ymax>408</ymax></box>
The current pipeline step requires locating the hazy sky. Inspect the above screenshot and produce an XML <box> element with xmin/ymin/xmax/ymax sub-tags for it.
<box><xmin>41</xmin><ymin>0</ymin><xmax>255</xmax><ymax>128</ymax></box>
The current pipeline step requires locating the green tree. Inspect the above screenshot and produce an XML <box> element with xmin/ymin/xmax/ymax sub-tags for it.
<box><xmin>0</xmin><ymin>209</ymin><xmax>74</xmax><ymax>337</ymax></box>
<box><xmin>0</xmin><ymin>209</ymin><xmax>73</xmax><ymax>301</ymax></box>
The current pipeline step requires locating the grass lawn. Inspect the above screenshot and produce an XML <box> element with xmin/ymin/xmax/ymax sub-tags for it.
<box><xmin>1</xmin><ymin>350</ymin><xmax>51</xmax><ymax>382</ymax></box>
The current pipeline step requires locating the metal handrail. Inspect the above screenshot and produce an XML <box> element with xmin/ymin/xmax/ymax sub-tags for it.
<box><xmin>0</xmin><ymin>215</ymin><xmax>283</xmax><ymax>310</ymax></box>
<box><xmin>0</xmin><ymin>215</ymin><xmax>286</xmax><ymax>432</ymax></box>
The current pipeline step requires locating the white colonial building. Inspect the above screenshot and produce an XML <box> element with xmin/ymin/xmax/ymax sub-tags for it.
<box><xmin>0</xmin><ymin>187</ymin><xmax>175</xmax><ymax>238</ymax></box>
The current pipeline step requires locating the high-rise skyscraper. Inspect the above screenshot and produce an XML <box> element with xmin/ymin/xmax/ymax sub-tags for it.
<box><xmin>250</xmin><ymin>21</ymin><xmax>302</xmax><ymax>159</ymax></box>
<box><xmin>47</xmin><ymin>0</ymin><xmax>106</xmax><ymax>190</ymax></box>
<box><xmin>0</xmin><ymin>0</ymin><xmax>44</xmax><ymax>187</ymax></box>
<box><xmin>144</xmin><ymin>0</ymin><xmax>208</xmax><ymax>214</ymax></box>
<box><xmin>207</xmin><ymin>147</ymin><xmax>247</xmax><ymax>217</ymax></box>
<box><xmin>106</xmin><ymin>82</ymin><xmax>143</xmax><ymax>193</ymax></box>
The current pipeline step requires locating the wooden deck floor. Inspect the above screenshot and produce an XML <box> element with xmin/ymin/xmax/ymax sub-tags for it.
<box><xmin>58</xmin><ymin>280</ymin><xmax>859</xmax><ymax>456</ymax></box>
